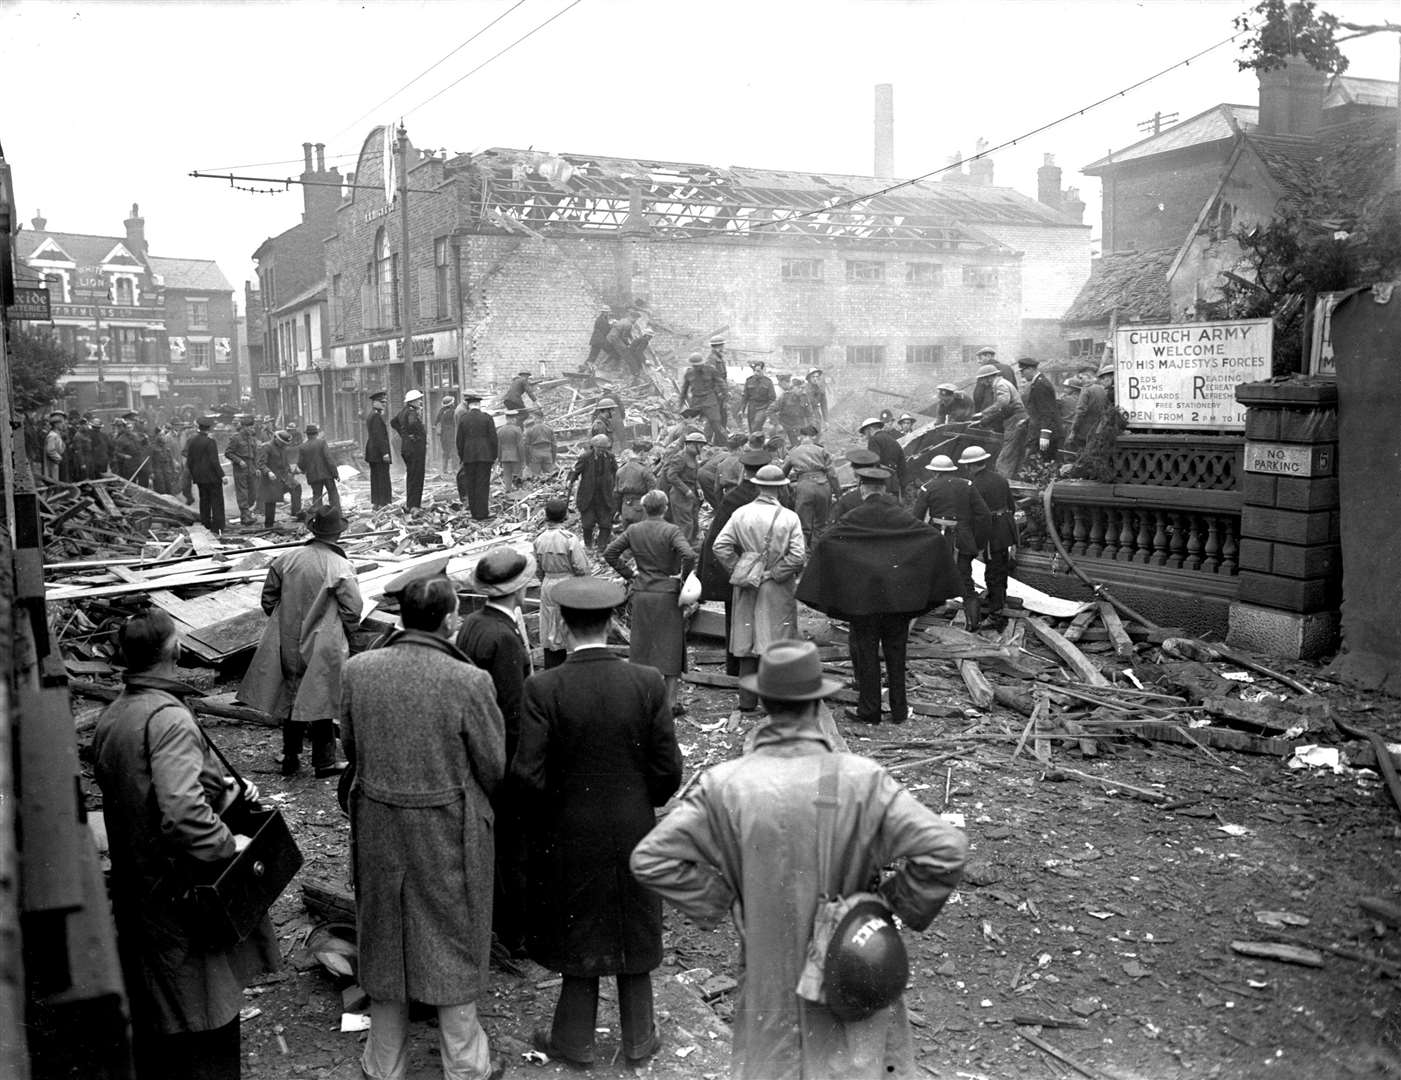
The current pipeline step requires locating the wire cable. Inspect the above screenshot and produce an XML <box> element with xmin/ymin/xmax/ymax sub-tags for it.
<box><xmin>330</xmin><ymin>0</ymin><xmax>530</xmax><ymax>139</ymax></box>
<box><xmin>194</xmin><ymin>151</ymin><xmax>360</xmax><ymax>173</ymax></box>
<box><xmin>403</xmin><ymin>0</ymin><xmax>586</xmax><ymax>117</ymax></box>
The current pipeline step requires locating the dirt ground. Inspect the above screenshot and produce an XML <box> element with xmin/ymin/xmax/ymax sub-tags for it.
<box><xmin>131</xmin><ymin>650</ymin><xmax>1399</xmax><ymax>1080</ymax></box>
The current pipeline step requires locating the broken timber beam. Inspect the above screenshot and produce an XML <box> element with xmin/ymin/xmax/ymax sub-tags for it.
<box><xmin>69</xmin><ymin>680</ymin><xmax>279</xmax><ymax>727</ymax></box>
<box><xmin>1026</xmin><ymin>617</ymin><xmax>1110</xmax><ymax>686</ymax></box>
<box><xmin>1097</xmin><ymin>601</ymin><xmax>1135</xmax><ymax>660</ymax></box>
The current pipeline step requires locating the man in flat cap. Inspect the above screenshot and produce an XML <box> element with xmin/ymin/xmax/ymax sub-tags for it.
<box><xmin>300</xmin><ymin>423</ymin><xmax>340</xmax><ymax>511</ymax></box>
<box><xmin>456</xmin><ymin>391</ymin><xmax>498</xmax><ymax>520</ymax></box>
<box><xmin>503</xmin><ymin>370</ymin><xmax>537</xmax><ymax>414</ymax></box>
<box><xmin>514</xmin><ymin>577</ymin><xmax>681</xmax><ymax>1070</ymax></box>
<box><xmin>934</xmin><ymin>382</ymin><xmax>975</xmax><ymax>426</ymax></box>
<box><xmin>364</xmin><ymin>392</ymin><xmax>393</xmax><ymax>509</ymax></box>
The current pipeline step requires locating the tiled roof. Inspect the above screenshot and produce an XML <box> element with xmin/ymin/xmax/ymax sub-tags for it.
<box><xmin>1247</xmin><ymin>114</ymin><xmax>1397</xmax><ymax>213</ymax></box>
<box><xmin>1061</xmin><ymin>248</ymin><xmax>1175</xmax><ymax>325</ymax></box>
<box><xmin>1083</xmin><ymin>105</ymin><xmax>1255</xmax><ymax>172</ymax></box>
<box><xmin>147</xmin><ymin>257</ymin><xmax>233</xmax><ymax>293</ymax></box>
<box><xmin>1327</xmin><ymin>75</ymin><xmax>1398</xmax><ymax>110</ymax></box>
<box><xmin>16</xmin><ymin>229</ymin><xmax>142</xmax><ymax>268</ymax></box>
<box><xmin>270</xmin><ymin>280</ymin><xmax>327</xmax><ymax>316</ymax></box>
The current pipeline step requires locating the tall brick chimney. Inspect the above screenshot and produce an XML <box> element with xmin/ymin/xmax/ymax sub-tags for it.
<box><xmin>967</xmin><ymin>138</ymin><xmax>993</xmax><ymax>185</ymax></box>
<box><xmin>124</xmin><ymin>203</ymin><xmax>146</xmax><ymax>257</ymax></box>
<box><xmin>941</xmin><ymin>152</ymin><xmax>967</xmax><ymax>183</ymax></box>
<box><xmin>1037</xmin><ymin>153</ymin><xmax>1063</xmax><ymax>210</ymax></box>
<box><xmin>874</xmin><ymin>83</ymin><xmax>895</xmax><ymax>180</ymax></box>
<box><xmin>301</xmin><ymin>139</ymin><xmax>342</xmax><ymax>225</ymax></box>
<box><xmin>31</xmin><ymin>210</ymin><xmax>46</xmax><ymax>231</ymax></box>
<box><xmin>1258</xmin><ymin>55</ymin><xmax>1327</xmax><ymax>136</ymax></box>
<box><xmin>1063</xmin><ymin>186</ymin><xmax>1086</xmax><ymax>224</ymax></box>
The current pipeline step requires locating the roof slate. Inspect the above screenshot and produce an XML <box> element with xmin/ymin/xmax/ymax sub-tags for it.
<box><xmin>1061</xmin><ymin>248</ymin><xmax>1175</xmax><ymax>325</ymax></box>
<box><xmin>146</xmin><ymin>257</ymin><xmax>233</xmax><ymax>293</ymax></box>
<box><xmin>16</xmin><ymin>229</ymin><xmax>232</xmax><ymax>293</ymax></box>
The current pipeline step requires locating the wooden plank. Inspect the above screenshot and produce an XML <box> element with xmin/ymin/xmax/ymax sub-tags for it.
<box><xmin>1062</xmin><ymin>608</ymin><xmax>1098</xmax><ymax>644</ymax></box>
<box><xmin>45</xmin><ymin>567</ymin><xmax>269</xmax><ymax>602</ymax></box>
<box><xmin>185</xmin><ymin>525</ymin><xmax>222</xmax><ymax>555</ymax></box>
<box><xmin>185</xmin><ymin>608</ymin><xmax>268</xmax><ymax>660</ymax></box>
<box><xmin>1097</xmin><ymin>601</ymin><xmax>1135</xmax><ymax>660</ymax></box>
<box><xmin>69</xmin><ymin>680</ymin><xmax>279</xmax><ymax>727</ymax></box>
<box><xmin>89</xmin><ymin>484</ymin><xmax>124</xmax><ymax>518</ymax></box>
<box><xmin>1025</xmin><ymin>617</ymin><xmax>1110</xmax><ymax>687</ymax></box>
<box><xmin>958</xmin><ymin>660</ymin><xmax>994</xmax><ymax>709</ymax></box>
<box><xmin>1229</xmin><ymin>940</ymin><xmax>1324</xmax><ymax>968</ymax></box>
<box><xmin>1120</xmin><ymin>720</ymin><xmax>1297</xmax><ymax>757</ymax></box>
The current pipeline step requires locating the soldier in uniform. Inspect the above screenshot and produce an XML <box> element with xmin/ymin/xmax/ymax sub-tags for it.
<box><xmin>782</xmin><ymin>426</ymin><xmax>839</xmax><ymax>544</ymax></box>
<box><xmin>960</xmin><ymin>445</ymin><xmax>1019</xmax><ymax>630</ymax></box>
<box><xmin>738</xmin><ymin>359</ymin><xmax>775</xmax><ymax>433</ymax></box>
<box><xmin>524</xmin><ymin>409</ymin><xmax>557</xmax><ymax>478</ymax></box>
<box><xmin>913</xmin><ymin>454</ymin><xmax>991</xmax><ymax>629</ymax></box>
<box><xmin>805</xmin><ymin>368</ymin><xmax>829</xmax><ymax>430</ymax></box>
<box><xmin>677</xmin><ymin>355</ymin><xmax>725</xmax><ymax>445</ymax></box>
<box><xmin>706</xmin><ymin>335</ymin><xmax>731</xmax><ymax>427</ymax></box>
<box><xmin>224</xmin><ymin>414</ymin><xmax>260</xmax><ymax>525</ymax></box>
<box><xmin>615</xmin><ymin>442</ymin><xmax>657</xmax><ymax>528</ymax></box>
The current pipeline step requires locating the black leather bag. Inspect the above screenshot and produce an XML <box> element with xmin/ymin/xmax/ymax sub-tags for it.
<box><xmin>146</xmin><ymin>711</ymin><xmax>303</xmax><ymax>947</ymax></box>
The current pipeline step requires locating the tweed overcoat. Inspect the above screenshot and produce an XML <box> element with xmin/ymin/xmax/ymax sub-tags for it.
<box><xmin>239</xmin><ymin>539</ymin><xmax>362</xmax><ymax>723</ymax></box>
<box><xmin>513</xmin><ymin>650</ymin><xmax>682</xmax><ymax>976</ymax></box>
<box><xmin>342</xmin><ymin>631</ymin><xmax>505</xmax><ymax>1004</ymax></box>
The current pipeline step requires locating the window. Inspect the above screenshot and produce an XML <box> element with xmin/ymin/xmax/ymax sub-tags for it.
<box><xmin>363</xmin><ymin>365</ymin><xmax>386</xmax><ymax>392</ymax></box>
<box><xmin>43</xmin><ymin>272</ymin><xmax>66</xmax><ymax>303</ymax></box>
<box><xmin>905</xmin><ymin>262</ymin><xmax>943</xmax><ymax>286</ymax></box>
<box><xmin>845</xmin><ymin>345</ymin><xmax>886</xmax><ymax>366</ymax></box>
<box><xmin>429</xmin><ymin>358</ymin><xmax>455</xmax><ymax>389</ymax></box>
<box><xmin>374</xmin><ymin>228</ymin><xmax>398</xmax><ymax>329</ymax></box>
<box><xmin>781</xmin><ymin>258</ymin><xmax>823</xmax><ymax>281</ymax></box>
<box><xmin>845</xmin><ymin>260</ymin><xmax>885</xmax><ymax>282</ymax></box>
<box><xmin>188</xmin><ymin>341</ymin><xmax>212</xmax><ymax>368</ymax></box>
<box><xmin>434</xmin><ymin>237</ymin><xmax>450</xmax><ymax>318</ymax></box>
<box><xmin>187</xmin><ymin>299</ymin><xmax>209</xmax><ymax>328</ymax></box>
<box><xmin>1068</xmin><ymin>337</ymin><xmax>1107</xmax><ymax>360</ymax></box>
<box><xmin>782</xmin><ymin>345</ymin><xmax>823</xmax><ymax>370</ymax></box>
<box><xmin>961</xmin><ymin>345</ymin><xmax>982</xmax><ymax>365</ymax></box>
<box><xmin>906</xmin><ymin>344</ymin><xmax>941</xmax><ymax>366</ymax></box>
<box><xmin>113</xmin><ymin>277</ymin><xmax>134</xmax><ymax>306</ymax></box>
<box><xmin>331</xmin><ymin>274</ymin><xmax>343</xmax><ymax>338</ymax></box>
<box><xmin>113</xmin><ymin>327</ymin><xmax>142</xmax><ymax>362</ymax></box>
<box><xmin>963</xmin><ymin>265</ymin><xmax>999</xmax><ymax>288</ymax></box>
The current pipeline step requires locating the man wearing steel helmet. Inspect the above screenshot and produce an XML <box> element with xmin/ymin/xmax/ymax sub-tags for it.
<box><xmin>913</xmin><ymin>454</ymin><xmax>991</xmax><ymax>629</ymax></box>
<box><xmin>960</xmin><ymin>444</ymin><xmax>1018</xmax><ymax>629</ymax></box>
<box><xmin>568</xmin><ymin>434</ymin><xmax>618</xmax><ymax>552</ymax></box>
<box><xmin>632</xmin><ymin>639</ymin><xmax>966</xmax><ymax>1080</ymax></box>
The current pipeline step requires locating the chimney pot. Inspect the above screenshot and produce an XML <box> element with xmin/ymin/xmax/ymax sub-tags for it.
<box><xmin>1037</xmin><ymin>156</ymin><xmax>1064</xmax><ymax>209</ymax></box>
<box><xmin>967</xmin><ymin>138</ymin><xmax>994</xmax><ymax>186</ymax></box>
<box><xmin>302</xmin><ymin>142</ymin><xmax>314</xmax><ymax>173</ymax></box>
<box><xmin>32</xmin><ymin>209</ymin><xmax>46</xmax><ymax>230</ymax></box>
<box><xmin>124</xmin><ymin>203</ymin><xmax>147</xmax><ymax>256</ymax></box>
<box><xmin>315</xmin><ymin>142</ymin><xmax>326</xmax><ymax>172</ymax></box>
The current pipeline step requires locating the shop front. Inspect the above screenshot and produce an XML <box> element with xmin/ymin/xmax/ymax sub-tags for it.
<box><xmin>169</xmin><ymin>373</ymin><xmax>237</xmax><ymax>420</ymax></box>
<box><xmin>328</xmin><ymin>329</ymin><xmax>460</xmax><ymax>440</ymax></box>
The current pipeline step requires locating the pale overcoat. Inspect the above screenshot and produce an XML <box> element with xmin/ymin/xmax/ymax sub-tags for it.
<box><xmin>631</xmin><ymin>720</ymin><xmax>967</xmax><ymax>1080</ymax></box>
<box><xmin>239</xmin><ymin>538</ymin><xmax>362</xmax><ymax>723</ymax></box>
<box><xmin>342</xmin><ymin>630</ymin><xmax>505</xmax><ymax>1003</ymax></box>
<box><xmin>712</xmin><ymin>494</ymin><xmax>806</xmax><ymax>657</ymax></box>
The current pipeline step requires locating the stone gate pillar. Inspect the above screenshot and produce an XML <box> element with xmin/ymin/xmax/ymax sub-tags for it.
<box><xmin>1228</xmin><ymin>378</ymin><xmax>1340</xmax><ymax>659</ymax></box>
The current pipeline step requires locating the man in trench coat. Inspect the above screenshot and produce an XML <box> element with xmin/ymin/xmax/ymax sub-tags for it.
<box><xmin>342</xmin><ymin>574</ymin><xmax>507</xmax><ymax>1080</ymax></box>
<box><xmin>238</xmin><ymin>506</ymin><xmax>361</xmax><ymax>777</ymax></box>
<box><xmin>513</xmin><ymin>577</ymin><xmax>682</xmax><ymax>1069</ymax></box>
<box><xmin>631</xmin><ymin>639</ymin><xmax>967</xmax><ymax>1080</ymax></box>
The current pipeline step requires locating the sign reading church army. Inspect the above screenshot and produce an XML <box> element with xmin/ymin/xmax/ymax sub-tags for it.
<box><xmin>1114</xmin><ymin>318</ymin><xmax>1272</xmax><ymax>431</ymax></box>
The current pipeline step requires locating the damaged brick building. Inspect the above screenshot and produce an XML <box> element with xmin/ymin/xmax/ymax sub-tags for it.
<box><xmin>310</xmin><ymin>126</ymin><xmax>1089</xmax><ymax>424</ymax></box>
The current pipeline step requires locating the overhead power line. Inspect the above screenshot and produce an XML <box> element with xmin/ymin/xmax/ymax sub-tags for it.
<box><xmin>194</xmin><ymin>151</ymin><xmax>360</xmax><ymax>174</ymax></box>
<box><xmin>330</xmin><ymin>0</ymin><xmax>531</xmax><ymax>140</ymax></box>
<box><xmin>404</xmin><ymin>0</ymin><xmax>586</xmax><ymax>116</ymax></box>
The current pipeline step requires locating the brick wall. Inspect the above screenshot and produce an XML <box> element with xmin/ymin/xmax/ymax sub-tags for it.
<box><xmin>977</xmin><ymin>222</ymin><xmax>1091</xmax><ymax>321</ymax></box>
<box><xmin>1100</xmin><ymin>146</ymin><xmax>1233</xmax><ymax>253</ymax></box>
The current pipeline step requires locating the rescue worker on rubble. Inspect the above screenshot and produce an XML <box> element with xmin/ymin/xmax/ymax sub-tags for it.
<box><xmin>587</xmin><ymin>304</ymin><xmax>613</xmax><ymax>367</ymax></box>
<box><xmin>706</xmin><ymin>335</ymin><xmax>732</xmax><ymax>426</ymax></box>
<box><xmin>524</xmin><ymin>409</ymin><xmax>557</xmax><ymax>478</ymax></box>
<box><xmin>975</xmin><ymin>345</ymin><xmax>1019</xmax><ymax>387</ymax></box>
<box><xmin>935</xmin><ymin>382</ymin><xmax>975</xmax><ymax>425</ymax></box>
<box><xmin>661</xmin><ymin>431</ymin><xmax>706</xmax><ymax>546</ymax></box>
<box><xmin>960</xmin><ymin>444</ymin><xmax>1018</xmax><ymax>631</ymax></box>
<box><xmin>225</xmin><ymin>414</ymin><xmax>260</xmax><ymax>525</ymax></box>
<box><xmin>768</xmin><ymin>376</ymin><xmax>812</xmax><ymax>451</ymax></box>
<box><xmin>896</xmin><ymin>413</ymin><xmax>917</xmax><ymax>436</ymax></box>
<box><xmin>255</xmin><ymin>428</ymin><xmax>302</xmax><ymax>528</ymax></box>
<box><xmin>590</xmin><ymin>397</ymin><xmax>622</xmax><ymax>453</ymax></box>
<box><xmin>391</xmin><ymin>389</ymin><xmax>429</xmax><ymax>511</ymax></box>
<box><xmin>496</xmin><ymin>409</ymin><xmax>527</xmax><ymax>490</ymax></box>
<box><xmin>1068</xmin><ymin>360</ymin><xmax>1115</xmax><ymax>452</ymax></box>
<box><xmin>677</xmin><ymin>354</ymin><xmax>726</xmax><ymax>445</ymax></box>
<box><xmin>806</xmin><ymin>368</ymin><xmax>829</xmax><ymax>431</ymax></box>
<box><xmin>503</xmin><ymin>370</ymin><xmax>537</xmax><ymax>413</ymax></box>
<box><xmin>663</xmin><ymin>408</ymin><xmax>706</xmax><ymax>450</ymax></box>
<box><xmin>615</xmin><ymin>442</ymin><xmax>658</xmax><ymax>528</ymax></box>
<box><xmin>859</xmin><ymin>416</ymin><xmax>906</xmax><ymax>499</ymax></box>
<box><xmin>782</xmin><ymin>425</ymin><xmax>838</xmax><ymax>544</ymax></box>
<box><xmin>569</xmin><ymin>434</ymin><xmax>618</xmax><ymax>552</ymax></box>
<box><xmin>972</xmin><ymin>364</ymin><xmax>1030</xmax><ymax>479</ymax></box>
<box><xmin>738</xmin><ymin>359</ymin><xmax>776</xmax><ymax>433</ymax></box>
<box><xmin>913</xmin><ymin>454</ymin><xmax>991</xmax><ymax>630</ymax></box>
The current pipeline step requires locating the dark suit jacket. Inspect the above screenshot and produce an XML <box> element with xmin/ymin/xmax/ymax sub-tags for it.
<box><xmin>184</xmin><ymin>432</ymin><xmax>223</xmax><ymax>485</ymax></box>
<box><xmin>867</xmin><ymin>429</ymin><xmax>907</xmax><ymax>490</ymax></box>
<box><xmin>391</xmin><ymin>405</ymin><xmax>427</xmax><ymax>463</ymax></box>
<box><xmin>970</xmin><ymin>468</ymin><xmax>1019</xmax><ymax>550</ymax></box>
<box><xmin>913</xmin><ymin>475</ymin><xmax>991</xmax><ymax>554</ymax></box>
<box><xmin>1024</xmin><ymin>372</ymin><xmax>1062</xmax><ymax>438</ymax></box>
<box><xmin>456</xmin><ymin>408</ymin><xmax>498</xmax><ymax>464</ymax></box>
<box><xmin>512</xmin><ymin>649</ymin><xmax>682</xmax><ymax>975</ymax></box>
<box><xmin>299</xmin><ymin>436</ymin><xmax>337</xmax><ymax>484</ymax></box>
<box><xmin>590</xmin><ymin>313</ymin><xmax>612</xmax><ymax>347</ymax></box>
<box><xmin>570</xmin><ymin>448</ymin><xmax>617</xmax><ymax>511</ymax></box>
<box><xmin>456</xmin><ymin>606</ymin><xmax>530</xmax><ymax>764</ymax></box>
<box><xmin>365</xmin><ymin>410</ymin><xmax>390</xmax><ymax>464</ymax></box>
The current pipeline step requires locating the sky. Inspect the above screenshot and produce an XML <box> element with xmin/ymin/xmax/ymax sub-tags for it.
<box><xmin>2</xmin><ymin>0</ymin><xmax>1397</xmax><ymax>311</ymax></box>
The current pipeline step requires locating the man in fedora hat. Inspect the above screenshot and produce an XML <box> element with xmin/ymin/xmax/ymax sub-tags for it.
<box><xmin>435</xmin><ymin>394</ymin><xmax>458</xmax><ymax>476</ymax></box>
<box><xmin>632</xmin><ymin>638</ymin><xmax>967</xmax><ymax>1080</ymax></box>
<box><xmin>913</xmin><ymin>454</ymin><xmax>991</xmax><ymax>629</ymax></box>
<box><xmin>799</xmin><ymin>467</ymin><xmax>961</xmax><ymax>724</ymax></box>
<box><xmin>456</xmin><ymin>390</ymin><xmax>497</xmax><ymax>520</ymax></box>
<box><xmin>713</xmin><ymin>465</ymin><xmax>806</xmax><ymax>714</ymax></box>
<box><xmin>678</xmin><ymin>353</ymin><xmax>726</xmax><ymax>445</ymax></box>
<box><xmin>239</xmin><ymin>505</ymin><xmax>361</xmax><ymax>777</ymax></box>
<box><xmin>958</xmin><ymin>445</ymin><xmax>1018</xmax><ymax>629</ymax></box>
<box><xmin>971</xmin><ymin>363</ymin><xmax>1030</xmax><ymax>478</ymax></box>
<box><xmin>255</xmin><ymin>427</ymin><xmax>302</xmax><ymax>528</ymax></box>
<box><xmin>738</xmin><ymin>359</ymin><xmax>775</xmax><ymax>433</ymax></box>
<box><xmin>365</xmin><ymin>392</ymin><xmax>394</xmax><ymax>509</ymax></box>
<box><xmin>391</xmin><ymin>389</ymin><xmax>429</xmax><ymax>511</ymax></box>
<box><xmin>458</xmin><ymin>547</ymin><xmax>536</xmax><ymax>960</ymax></box>
<box><xmin>514</xmin><ymin>577</ymin><xmax>682</xmax><ymax>1071</ymax></box>
<box><xmin>300</xmin><ymin>423</ymin><xmax>340</xmax><ymax>511</ymax></box>
<box><xmin>341</xmin><ymin>572</ymin><xmax>507</xmax><ymax>1080</ymax></box>
<box><xmin>184</xmin><ymin>416</ymin><xmax>227</xmax><ymax>532</ymax></box>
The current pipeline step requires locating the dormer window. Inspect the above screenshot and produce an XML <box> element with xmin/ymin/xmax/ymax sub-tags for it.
<box><xmin>114</xmin><ymin>277</ymin><xmax>135</xmax><ymax>306</ymax></box>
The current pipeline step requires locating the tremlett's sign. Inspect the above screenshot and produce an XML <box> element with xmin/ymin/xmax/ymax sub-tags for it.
<box><xmin>1114</xmin><ymin>318</ymin><xmax>1272</xmax><ymax>430</ymax></box>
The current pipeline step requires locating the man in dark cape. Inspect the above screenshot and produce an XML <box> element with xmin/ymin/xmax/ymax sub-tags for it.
<box><xmin>797</xmin><ymin>466</ymin><xmax>961</xmax><ymax>725</ymax></box>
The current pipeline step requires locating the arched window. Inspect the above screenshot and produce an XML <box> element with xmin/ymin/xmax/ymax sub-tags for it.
<box><xmin>375</xmin><ymin>227</ymin><xmax>397</xmax><ymax>328</ymax></box>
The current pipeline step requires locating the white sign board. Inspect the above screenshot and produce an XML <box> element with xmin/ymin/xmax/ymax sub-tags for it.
<box><xmin>1114</xmin><ymin>318</ymin><xmax>1272</xmax><ymax>430</ymax></box>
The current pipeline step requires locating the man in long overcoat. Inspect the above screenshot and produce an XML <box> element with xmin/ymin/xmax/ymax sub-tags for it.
<box><xmin>586</xmin><ymin>305</ymin><xmax>613</xmax><ymax>366</ymax></box>
<box><xmin>299</xmin><ymin>423</ymin><xmax>339</xmax><ymax>510</ymax></box>
<box><xmin>238</xmin><ymin>506</ymin><xmax>361</xmax><ymax>776</ymax></box>
<box><xmin>568</xmin><ymin>434</ymin><xmax>617</xmax><ymax>551</ymax></box>
<box><xmin>255</xmin><ymin>430</ymin><xmax>301</xmax><ymax>528</ymax></box>
<box><xmin>712</xmin><ymin>465</ymin><xmax>806</xmax><ymax>712</ymax></box>
<box><xmin>342</xmin><ymin>574</ymin><xmax>506</xmax><ymax>1080</ymax></box>
<box><xmin>1017</xmin><ymin>357</ymin><xmax>1063</xmax><ymax>459</ymax></box>
<box><xmin>514</xmin><ymin>577</ymin><xmax>682</xmax><ymax>1069</ymax></box>
<box><xmin>798</xmin><ymin>467</ymin><xmax>962</xmax><ymax>725</ymax></box>
<box><xmin>456</xmin><ymin>390</ymin><xmax>498</xmax><ymax>520</ymax></box>
<box><xmin>913</xmin><ymin>454</ymin><xmax>992</xmax><ymax>629</ymax></box>
<box><xmin>631</xmin><ymin>639</ymin><xmax>967</xmax><ymax>1080</ymax></box>
<box><xmin>391</xmin><ymin>389</ymin><xmax>428</xmax><ymax>510</ymax></box>
<box><xmin>184</xmin><ymin>416</ymin><xmax>226</xmax><ymax>533</ymax></box>
<box><xmin>365</xmin><ymin>391</ymin><xmax>393</xmax><ymax>508</ymax></box>
<box><xmin>435</xmin><ymin>395</ymin><xmax>458</xmax><ymax>475</ymax></box>
<box><xmin>961</xmin><ymin>444</ymin><xmax>1020</xmax><ymax>630</ymax></box>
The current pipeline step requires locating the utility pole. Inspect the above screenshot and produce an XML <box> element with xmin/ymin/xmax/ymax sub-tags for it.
<box><xmin>397</xmin><ymin>124</ymin><xmax>414</xmax><ymax>395</ymax></box>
